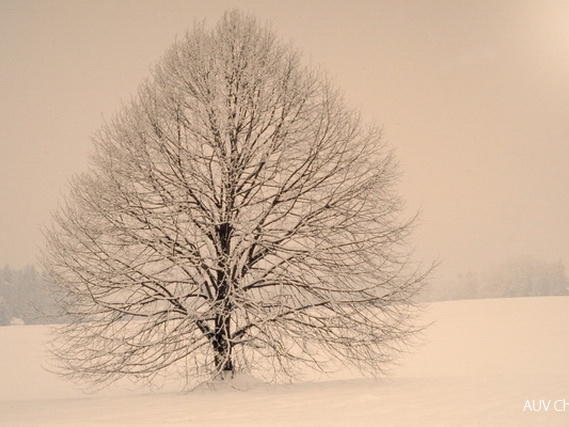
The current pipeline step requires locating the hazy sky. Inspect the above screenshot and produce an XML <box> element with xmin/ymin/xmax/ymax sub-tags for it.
<box><xmin>1</xmin><ymin>0</ymin><xmax>568</xmax><ymax>286</ymax></box>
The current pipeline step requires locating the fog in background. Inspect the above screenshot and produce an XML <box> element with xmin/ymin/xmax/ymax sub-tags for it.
<box><xmin>2</xmin><ymin>0</ymin><xmax>568</xmax><ymax>294</ymax></box>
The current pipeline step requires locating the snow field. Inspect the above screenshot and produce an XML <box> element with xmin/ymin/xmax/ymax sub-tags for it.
<box><xmin>1</xmin><ymin>296</ymin><xmax>568</xmax><ymax>426</ymax></box>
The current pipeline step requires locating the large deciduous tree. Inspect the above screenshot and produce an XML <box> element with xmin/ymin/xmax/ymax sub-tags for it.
<box><xmin>43</xmin><ymin>11</ymin><xmax>426</xmax><ymax>388</ymax></box>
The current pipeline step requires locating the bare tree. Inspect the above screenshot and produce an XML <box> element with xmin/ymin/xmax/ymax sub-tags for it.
<box><xmin>43</xmin><ymin>11</ymin><xmax>426</xmax><ymax>388</ymax></box>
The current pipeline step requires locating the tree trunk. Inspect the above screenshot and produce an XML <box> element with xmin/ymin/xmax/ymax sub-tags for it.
<box><xmin>213</xmin><ymin>222</ymin><xmax>234</xmax><ymax>378</ymax></box>
<box><xmin>213</xmin><ymin>312</ymin><xmax>233</xmax><ymax>377</ymax></box>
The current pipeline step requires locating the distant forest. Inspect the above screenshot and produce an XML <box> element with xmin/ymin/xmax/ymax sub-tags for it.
<box><xmin>1</xmin><ymin>258</ymin><xmax>568</xmax><ymax>325</ymax></box>
<box><xmin>0</xmin><ymin>265</ymin><xmax>57</xmax><ymax>326</ymax></box>
<box><xmin>422</xmin><ymin>258</ymin><xmax>569</xmax><ymax>302</ymax></box>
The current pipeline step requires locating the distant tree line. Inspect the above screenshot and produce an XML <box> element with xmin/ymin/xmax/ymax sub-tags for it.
<box><xmin>0</xmin><ymin>265</ymin><xmax>56</xmax><ymax>326</ymax></box>
<box><xmin>423</xmin><ymin>257</ymin><xmax>569</xmax><ymax>302</ymax></box>
<box><xmin>3</xmin><ymin>256</ymin><xmax>567</xmax><ymax>326</ymax></box>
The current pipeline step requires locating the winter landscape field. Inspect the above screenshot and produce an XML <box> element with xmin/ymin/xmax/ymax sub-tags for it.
<box><xmin>1</xmin><ymin>296</ymin><xmax>568</xmax><ymax>426</ymax></box>
<box><xmin>2</xmin><ymin>2</ymin><xmax>569</xmax><ymax>426</ymax></box>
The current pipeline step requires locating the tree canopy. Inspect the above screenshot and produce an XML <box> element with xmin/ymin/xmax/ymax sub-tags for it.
<box><xmin>43</xmin><ymin>11</ymin><xmax>426</xmax><ymax>388</ymax></box>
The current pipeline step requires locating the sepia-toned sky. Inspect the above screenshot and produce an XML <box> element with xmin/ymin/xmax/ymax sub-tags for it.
<box><xmin>1</xmin><ymin>0</ymin><xmax>568</xmax><ymax>288</ymax></box>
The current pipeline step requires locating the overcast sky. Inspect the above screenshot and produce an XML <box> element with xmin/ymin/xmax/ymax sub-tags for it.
<box><xmin>1</xmin><ymin>0</ymin><xmax>568</xmax><ymax>286</ymax></box>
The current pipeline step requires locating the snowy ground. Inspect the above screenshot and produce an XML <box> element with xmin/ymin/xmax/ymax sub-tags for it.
<box><xmin>1</xmin><ymin>297</ymin><xmax>568</xmax><ymax>426</ymax></box>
